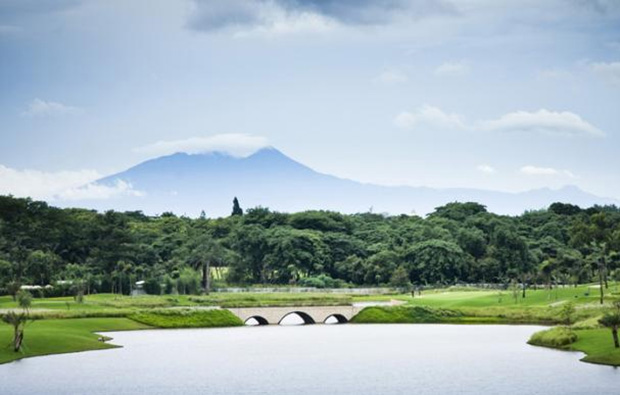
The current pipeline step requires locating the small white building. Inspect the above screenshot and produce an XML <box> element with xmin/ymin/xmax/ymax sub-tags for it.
<box><xmin>131</xmin><ymin>280</ymin><xmax>146</xmax><ymax>296</ymax></box>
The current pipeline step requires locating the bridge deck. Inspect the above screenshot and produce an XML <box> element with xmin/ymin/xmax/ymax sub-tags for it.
<box><xmin>229</xmin><ymin>305</ymin><xmax>364</xmax><ymax>325</ymax></box>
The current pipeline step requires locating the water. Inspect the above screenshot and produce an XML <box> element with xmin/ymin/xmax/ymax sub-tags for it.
<box><xmin>1</xmin><ymin>325</ymin><xmax>618</xmax><ymax>394</ymax></box>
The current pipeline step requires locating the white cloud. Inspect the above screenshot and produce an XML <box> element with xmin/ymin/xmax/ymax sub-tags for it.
<box><xmin>520</xmin><ymin>165</ymin><xmax>559</xmax><ymax>176</ymax></box>
<box><xmin>21</xmin><ymin>98</ymin><xmax>81</xmax><ymax>117</ymax></box>
<box><xmin>58</xmin><ymin>180</ymin><xmax>144</xmax><ymax>201</ymax></box>
<box><xmin>434</xmin><ymin>61</ymin><xmax>470</xmax><ymax>77</ymax></box>
<box><xmin>232</xmin><ymin>10</ymin><xmax>336</xmax><ymax>37</ymax></box>
<box><xmin>590</xmin><ymin>61</ymin><xmax>620</xmax><ymax>86</ymax></box>
<box><xmin>0</xmin><ymin>165</ymin><xmax>100</xmax><ymax>199</ymax></box>
<box><xmin>394</xmin><ymin>105</ymin><xmax>466</xmax><ymax>131</ymax></box>
<box><xmin>188</xmin><ymin>0</ymin><xmax>457</xmax><ymax>33</ymax></box>
<box><xmin>134</xmin><ymin>133</ymin><xmax>269</xmax><ymax>157</ymax></box>
<box><xmin>374</xmin><ymin>69</ymin><xmax>408</xmax><ymax>85</ymax></box>
<box><xmin>394</xmin><ymin>107</ymin><xmax>603</xmax><ymax>138</ymax></box>
<box><xmin>0</xmin><ymin>165</ymin><xmax>142</xmax><ymax>201</ymax></box>
<box><xmin>478</xmin><ymin>109</ymin><xmax>604</xmax><ymax>137</ymax></box>
<box><xmin>477</xmin><ymin>164</ymin><xmax>496</xmax><ymax>174</ymax></box>
<box><xmin>519</xmin><ymin>166</ymin><xmax>577</xmax><ymax>178</ymax></box>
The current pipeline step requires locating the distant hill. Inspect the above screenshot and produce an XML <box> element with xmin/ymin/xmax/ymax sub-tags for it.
<box><xmin>59</xmin><ymin>147</ymin><xmax>619</xmax><ymax>217</ymax></box>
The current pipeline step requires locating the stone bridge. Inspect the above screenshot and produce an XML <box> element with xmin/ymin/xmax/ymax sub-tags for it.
<box><xmin>228</xmin><ymin>305</ymin><xmax>364</xmax><ymax>325</ymax></box>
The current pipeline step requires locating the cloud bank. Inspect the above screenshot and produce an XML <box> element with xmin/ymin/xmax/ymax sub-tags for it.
<box><xmin>187</xmin><ymin>0</ymin><xmax>457</xmax><ymax>33</ymax></box>
<box><xmin>519</xmin><ymin>165</ymin><xmax>577</xmax><ymax>178</ymax></box>
<box><xmin>133</xmin><ymin>133</ymin><xmax>270</xmax><ymax>158</ymax></box>
<box><xmin>395</xmin><ymin>106</ymin><xmax>604</xmax><ymax>137</ymax></box>
<box><xmin>394</xmin><ymin>105</ymin><xmax>466</xmax><ymax>131</ymax></box>
<box><xmin>0</xmin><ymin>165</ymin><xmax>142</xmax><ymax>201</ymax></box>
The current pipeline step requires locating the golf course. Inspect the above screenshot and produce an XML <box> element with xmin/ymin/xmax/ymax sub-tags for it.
<box><xmin>2</xmin><ymin>284</ymin><xmax>619</xmax><ymax>366</ymax></box>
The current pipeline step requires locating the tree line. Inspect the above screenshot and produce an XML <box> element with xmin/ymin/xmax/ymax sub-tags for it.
<box><xmin>0</xmin><ymin>195</ymin><xmax>619</xmax><ymax>298</ymax></box>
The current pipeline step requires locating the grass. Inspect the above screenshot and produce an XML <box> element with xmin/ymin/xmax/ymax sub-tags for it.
<box><xmin>528</xmin><ymin>327</ymin><xmax>578</xmax><ymax>348</ymax></box>
<box><xmin>351</xmin><ymin>306</ymin><xmax>464</xmax><ymax>324</ymax></box>
<box><xmin>572</xmin><ymin>329</ymin><xmax>620</xmax><ymax>366</ymax></box>
<box><xmin>0</xmin><ymin>318</ymin><xmax>150</xmax><ymax>364</ymax></box>
<box><xmin>405</xmin><ymin>286</ymin><xmax>602</xmax><ymax>308</ymax></box>
<box><xmin>528</xmin><ymin>327</ymin><xmax>620</xmax><ymax>366</ymax></box>
<box><xmin>129</xmin><ymin>309</ymin><xmax>243</xmax><ymax>328</ymax></box>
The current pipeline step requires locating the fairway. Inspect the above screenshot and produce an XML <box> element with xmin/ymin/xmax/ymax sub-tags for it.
<box><xmin>0</xmin><ymin>318</ymin><xmax>150</xmax><ymax>364</ymax></box>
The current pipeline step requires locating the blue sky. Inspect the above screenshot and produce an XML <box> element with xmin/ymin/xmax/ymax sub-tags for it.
<box><xmin>1</xmin><ymin>0</ymin><xmax>619</xmax><ymax>202</ymax></box>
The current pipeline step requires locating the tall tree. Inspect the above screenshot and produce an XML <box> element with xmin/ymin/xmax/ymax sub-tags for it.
<box><xmin>232</xmin><ymin>197</ymin><xmax>243</xmax><ymax>216</ymax></box>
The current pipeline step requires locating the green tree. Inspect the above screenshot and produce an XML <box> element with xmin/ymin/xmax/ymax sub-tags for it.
<box><xmin>599</xmin><ymin>313</ymin><xmax>620</xmax><ymax>348</ymax></box>
<box><xmin>2</xmin><ymin>290</ymin><xmax>32</xmax><ymax>352</ymax></box>
<box><xmin>16</xmin><ymin>289</ymin><xmax>32</xmax><ymax>310</ymax></box>
<box><xmin>389</xmin><ymin>266</ymin><xmax>411</xmax><ymax>290</ymax></box>
<box><xmin>560</xmin><ymin>301</ymin><xmax>576</xmax><ymax>327</ymax></box>
<box><xmin>232</xmin><ymin>197</ymin><xmax>243</xmax><ymax>216</ymax></box>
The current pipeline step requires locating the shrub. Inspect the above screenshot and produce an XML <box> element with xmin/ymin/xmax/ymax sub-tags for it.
<box><xmin>129</xmin><ymin>308</ymin><xmax>243</xmax><ymax>328</ymax></box>
<box><xmin>298</xmin><ymin>274</ymin><xmax>345</xmax><ymax>289</ymax></box>
<box><xmin>143</xmin><ymin>278</ymin><xmax>162</xmax><ymax>295</ymax></box>
<box><xmin>528</xmin><ymin>327</ymin><xmax>578</xmax><ymax>348</ymax></box>
<box><xmin>351</xmin><ymin>306</ymin><xmax>463</xmax><ymax>324</ymax></box>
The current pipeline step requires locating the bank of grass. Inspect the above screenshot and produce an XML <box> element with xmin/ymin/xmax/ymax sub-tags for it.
<box><xmin>0</xmin><ymin>318</ymin><xmax>150</xmax><ymax>364</ymax></box>
<box><xmin>351</xmin><ymin>306</ymin><xmax>472</xmax><ymax>324</ymax></box>
<box><xmin>129</xmin><ymin>309</ymin><xmax>243</xmax><ymax>328</ymax></box>
<box><xmin>528</xmin><ymin>326</ymin><xmax>577</xmax><ymax>347</ymax></box>
<box><xmin>351</xmin><ymin>303</ymin><xmax>599</xmax><ymax>326</ymax></box>
<box><xmin>0</xmin><ymin>309</ymin><xmax>244</xmax><ymax>365</ymax></box>
<box><xmin>528</xmin><ymin>327</ymin><xmax>620</xmax><ymax>366</ymax></box>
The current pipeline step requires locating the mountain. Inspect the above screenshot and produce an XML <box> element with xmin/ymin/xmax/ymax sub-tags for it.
<box><xmin>61</xmin><ymin>147</ymin><xmax>619</xmax><ymax>217</ymax></box>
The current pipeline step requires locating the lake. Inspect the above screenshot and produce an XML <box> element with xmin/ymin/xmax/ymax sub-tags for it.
<box><xmin>0</xmin><ymin>324</ymin><xmax>618</xmax><ymax>394</ymax></box>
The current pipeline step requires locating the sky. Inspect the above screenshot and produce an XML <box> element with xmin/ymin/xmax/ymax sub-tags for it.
<box><xmin>1</xmin><ymin>0</ymin><xmax>619</xmax><ymax>203</ymax></box>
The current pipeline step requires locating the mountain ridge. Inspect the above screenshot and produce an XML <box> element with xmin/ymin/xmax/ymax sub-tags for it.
<box><xmin>61</xmin><ymin>147</ymin><xmax>618</xmax><ymax>217</ymax></box>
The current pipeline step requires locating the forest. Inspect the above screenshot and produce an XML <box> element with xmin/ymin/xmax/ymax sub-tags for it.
<box><xmin>0</xmin><ymin>195</ymin><xmax>619</xmax><ymax>296</ymax></box>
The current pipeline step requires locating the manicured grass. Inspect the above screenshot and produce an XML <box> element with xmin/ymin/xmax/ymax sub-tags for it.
<box><xmin>405</xmin><ymin>285</ymin><xmax>603</xmax><ymax>308</ymax></box>
<box><xmin>0</xmin><ymin>318</ymin><xmax>150</xmax><ymax>364</ymax></box>
<box><xmin>351</xmin><ymin>306</ymin><xmax>464</xmax><ymax>324</ymax></box>
<box><xmin>129</xmin><ymin>309</ymin><xmax>243</xmax><ymax>328</ymax></box>
<box><xmin>570</xmin><ymin>329</ymin><xmax>620</xmax><ymax>366</ymax></box>
<box><xmin>528</xmin><ymin>327</ymin><xmax>620</xmax><ymax>366</ymax></box>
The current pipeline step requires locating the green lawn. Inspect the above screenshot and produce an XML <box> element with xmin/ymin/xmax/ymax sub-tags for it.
<box><xmin>569</xmin><ymin>329</ymin><xmax>620</xmax><ymax>366</ymax></box>
<box><xmin>529</xmin><ymin>327</ymin><xmax>620</xmax><ymax>366</ymax></box>
<box><xmin>405</xmin><ymin>285</ymin><xmax>605</xmax><ymax>308</ymax></box>
<box><xmin>0</xmin><ymin>318</ymin><xmax>150</xmax><ymax>364</ymax></box>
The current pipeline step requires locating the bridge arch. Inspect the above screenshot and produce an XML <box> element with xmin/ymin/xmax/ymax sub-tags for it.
<box><xmin>324</xmin><ymin>314</ymin><xmax>348</xmax><ymax>324</ymax></box>
<box><xmin>245</xmin><ymin>316</ymin><xmax>269</xmax><ymax>326</ymax></box>
<box><xmin>278</xmin><ymin>311</ymin><xmax>316</xmax><ymax>325</ymax></box>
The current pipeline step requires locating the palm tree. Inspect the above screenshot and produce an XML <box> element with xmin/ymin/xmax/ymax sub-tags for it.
<box><xmin>2</xmin><ymin>311</ymin><xmax>28</xmax><ymax>352</ymax></box>
<box><xmin>2</xmin><ymin>290</ymin><xmax>32</xmax><ymax>352</ymax></box>
<box><xmin>184</xmin><ymin>234</ymin><xmax>227</xmax><ymax>295</ymax></box>
<box><xmin>599</xmin><ymin>313</ymin><xmax>620</xmax><ymax>348</ymax></box>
